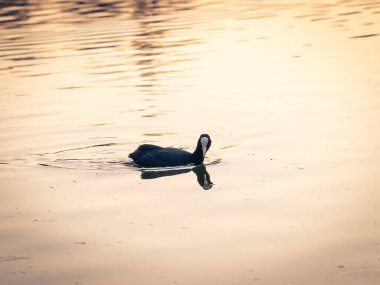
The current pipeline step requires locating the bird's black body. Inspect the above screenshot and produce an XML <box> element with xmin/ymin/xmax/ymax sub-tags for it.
<box><xmin>129</xmin><ymin>134</ymin><xmax>211</xmax><ymax>167</ymax></box>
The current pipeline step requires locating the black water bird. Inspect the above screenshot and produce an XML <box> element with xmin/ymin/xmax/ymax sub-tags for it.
<box><xmin>129</xmin><ymin>134</ymin><xmax>212</xmax><ymax>167</ymax></box>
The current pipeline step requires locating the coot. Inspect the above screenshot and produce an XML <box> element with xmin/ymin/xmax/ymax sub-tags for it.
<box><xmin>129</xmin><ymin>134</ymin><xmax>212</xmax><ymax>167</ymax></box>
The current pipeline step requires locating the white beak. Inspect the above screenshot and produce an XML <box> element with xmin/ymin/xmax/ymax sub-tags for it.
<box><xmin>200</xmin><ymin>137</ymin><xmax>209</xmax><ymax>157</ymax></box>
<box><xmin>202</xmin><ymin>146</ymin><xmax>207</xmax><ymax>157</ymax></box>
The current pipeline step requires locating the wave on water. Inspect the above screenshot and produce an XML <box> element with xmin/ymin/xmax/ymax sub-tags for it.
<box><xmin>11</xmin><ymin>142</ymin><xmax>224</xmax><ymax>172</ymax></box>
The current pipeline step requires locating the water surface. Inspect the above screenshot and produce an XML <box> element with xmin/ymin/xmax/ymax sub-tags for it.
<box><xmin>1</xmin><ymin>1</ymin><xmax>380</xmax><ymax>284</ymax></box>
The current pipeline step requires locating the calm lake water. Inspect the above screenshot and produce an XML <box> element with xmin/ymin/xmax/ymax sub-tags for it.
<box><xmin>1</xmin><ymin>0</ymin><xmax>380</xmax><ymax>284</ymax></box>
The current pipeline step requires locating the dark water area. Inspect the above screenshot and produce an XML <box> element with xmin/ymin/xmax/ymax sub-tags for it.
<box><xmin>1</xmin><ymin>1</ymin><xmax>380</xmax><ymax>285</ymax></box>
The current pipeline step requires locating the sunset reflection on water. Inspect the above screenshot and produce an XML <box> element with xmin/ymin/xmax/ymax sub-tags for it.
<box><xmin>1</xmin><ymin>1</ymin><xmax>380</xmax><ymax>285</ymax></box>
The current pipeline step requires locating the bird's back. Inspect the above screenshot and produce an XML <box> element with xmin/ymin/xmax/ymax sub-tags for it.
<box><xmin>129</xmin><ymin>146</ymin><xmax>192</xmax><ymax>167</ymax></box>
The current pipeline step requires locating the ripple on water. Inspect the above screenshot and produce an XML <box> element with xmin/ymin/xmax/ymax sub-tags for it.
<box><xmin>350</xmin><ymin>33</ymin><xmax>379</xmax><ymax>38</ymax></box>
<box><xmin>336</xmin><ymin>270</ymin><xmax>380</xmax><ymax>283</ymax></box>
<box><xmin>0</xmin><ymin>256</ymin><xmax>30</xmax><ymax>263</ymax></box>
<box><xmin>25</xmin><ymin>141</ymin><xmax>222</xmax><ymax>172</ymax></box>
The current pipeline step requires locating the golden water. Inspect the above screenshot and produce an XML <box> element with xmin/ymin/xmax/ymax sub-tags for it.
<box><xmin>1</xmin><ymin>1</ymin><xmax>380</xmax><ymax>284</ymax></box>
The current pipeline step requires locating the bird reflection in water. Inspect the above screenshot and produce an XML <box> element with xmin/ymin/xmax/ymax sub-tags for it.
<box><xmin>141</xmin><ymin>165</ymin><xmax>213</xmax><ymax>190</ymax></box>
